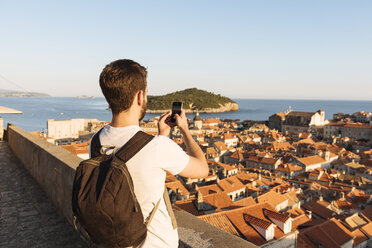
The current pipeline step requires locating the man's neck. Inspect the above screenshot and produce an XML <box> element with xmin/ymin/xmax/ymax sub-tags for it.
<box><xmin>110</xmin><ymin>111</ymin><xmax>139</xmax><ymax>127</ymax></box>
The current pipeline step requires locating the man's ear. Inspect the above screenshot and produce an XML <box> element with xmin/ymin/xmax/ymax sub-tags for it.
<box><xmin>137</xmin><ymin>90</ymin><xmax>144</xmax><ymax>106</ymax></box>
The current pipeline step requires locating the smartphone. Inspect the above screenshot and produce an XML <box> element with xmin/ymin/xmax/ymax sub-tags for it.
<box><xmin>171</xmin><ymin>102</ymin><xmax>183</xmax><ymax>122</ymax></box>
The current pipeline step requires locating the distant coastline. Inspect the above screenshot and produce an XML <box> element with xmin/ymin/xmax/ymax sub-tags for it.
<box><xmin>0</xmin><ymin>97</ymin><xmax>371</xmax><ymax>132</ymax></box>
<box><xmin>0</xmin><ymin>89</ymin><xmax>50</xmax><ymax>98</ymax></box>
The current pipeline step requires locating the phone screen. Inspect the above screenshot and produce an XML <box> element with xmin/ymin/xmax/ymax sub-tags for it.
<box><xmin>171</xmin><ymin>102</ymin><xmax>182</xmax><ymax>121</ymax></box>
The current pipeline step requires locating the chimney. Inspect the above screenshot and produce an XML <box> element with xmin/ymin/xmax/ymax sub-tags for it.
<box><xmin>223</xmin><ymin>169</ymin><xmax>227</xmax><ymax>178</ymax></box>
<box><xmin>341</xmin><ymin>192</ymin><xmax>345</xmax><ymax>199</ymax></box>
<box><xmin>325</xmin><ymin>150</ymin><xmax>330</xmax><ymax>161</ymax></box>
<box><xmin>197</xmin><ymin>191</ymin><xmax>203</xmax><ymax>211</ymax></box>
<box><xmin>319</xmin><ymin>195</ymin><xmax>323</xmax><ymax>201</ymax></box>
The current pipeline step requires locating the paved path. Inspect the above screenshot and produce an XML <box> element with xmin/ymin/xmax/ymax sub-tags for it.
<box><xmin>0</xmin><ymin>141</ymin><xmax>87</xmax><ymax>247</ymax></box>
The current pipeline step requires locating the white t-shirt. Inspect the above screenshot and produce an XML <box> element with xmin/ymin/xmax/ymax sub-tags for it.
<box><xmin>90</xmin><ymin>125</ymin><xmax>189</xmax><ymax>248</ymax></box>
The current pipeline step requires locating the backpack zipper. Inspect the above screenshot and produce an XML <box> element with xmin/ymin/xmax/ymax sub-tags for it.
<box><xmin>112</xmin><ymin>163</ymin><xmax>139</xmax><ymax>212</ymax></box>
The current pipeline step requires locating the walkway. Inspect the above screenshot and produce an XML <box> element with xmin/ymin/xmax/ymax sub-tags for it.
<box><xmin>0</xmin><ymin>141</ymin><xmax>87</xmax><ymax>247</ymax></box>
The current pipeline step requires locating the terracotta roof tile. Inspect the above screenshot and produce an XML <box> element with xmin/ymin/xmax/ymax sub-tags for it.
<box><xmin>261</xmin><ymin>157</ymin><xmax>280</xmax><ymax>165</ymax></box>
<box><xmin>198</xmin><ymin>213</ymin><xmax>240</xmax><ymax>237</ymax></box>
<box><xmin>228</xmin><ymin>212</ymin><xmax>267</xmax><ymax>246</ymax></box>
<box><xmin>321</xmin><ymin>218</ymin><xmax>354</xmax><ymax>245</ymax></box>
<box><xmin>299</xmin><ymin>218</ymin><xmax>355</xmax><ymax>247</ymax></box>
<box><xmin>263</xmin><ymin>209</ymin><xmax>290</xmax><ymax>223</ymax></box>
<box><xmin>301</xmin><ymin>200</ymin><xmax>335</xmax><ymax>219</ymax></box>
<box><xmin>344</xmin><ymin>123</ymin><xmax>372</xmax><ymax>129</ymax></box>
<box><xmin>361</xmin><ymin>206</ymin><xmax>372</xmax><ymax>221</ymax></box>
<box><xmin>214</xmin><ymin>161</ymin><xmax>237</xmax><ymax>171</ymax></box>
<box><xmin>226</xmin><ymin>203</ymin><xmax>281</xmax><ymax>245</ymax></box>
<box><xmin>30</xmin><ymin>131</ymin><xmax>47</xmax><ymax>140</ymax></box>
<box><xmin>243</xmin><ymin>213</ymin><xmax>273</xmax><ymax>229</ymax></box>
<box><xmin>269</xmin><ymin>141</ymin><xmax>296</xmax><ymax>151</ymax></box>
<box><xmin>361</xmin><ymin>222</ymin><xmax>372</xmax><ymax>237</ymax></box>
<box><xmin>204</xmin><ymin>118</ymin><xmax>222</xmax><ymax>124</ymax></box>
<box><xmin>286</xmin><ymin>207</ymin><xmax>306</xmax><ymax>218</ymax></box>
<box><xmin>61</xmin><ymin>141</ymin><xmax>90</xmax><ymax>155</ymax></box>
<box><xmin>234</xmin><ymin>196</ymin><xmax>256</xmax><ymax>207</ymax></box>
<box><xmin>256</xmin><ymin>191</ymin><xmax>288</xmax><ymax>208</ymax></box>
<box><xmin>174</xmin><ymin>200</ymin><xmax>201</xmax><ymax>216</ymax></box>
<box><xmin>299</xmin><ymin>225</ymin><xmax>339</xmax><ymax>248</ymax></box>
<box><xmin>203</xmin><ymin>192</ymin><xmax>235</xmax><ymax>211</ymax></box>
<box><xmin>276</xmin><ymin>163</ymin><xmax>303</xmax><ymax>173</ymax></box>
<box><xmin>214</xmin><ymin>141</ymin><xmax>228</xmax><ymax>151</ymax></box>
<box><xmin>165</xmin><ymin>179</ymin><xmax>189</xmax><ymax>196</ymax></box>
<box><xmin>291</xmin><ymin>214</ymin><xmax>311</xmax><ymax>230</ymax></box>
<box><xmin>235</xmin><ymin>172</ymin><xmax>257</xmax><ymax>184</ymax></box>
<box><xmin>217</xmin><ymin>176</ymin><xmax>245</xmax><ymax>193</ymax></box>
<box><xmin>296</xmin><ymin>155</ymin><xmax>326</xmax><ymax>166</ymax></box>
<box><xmin>198</xmin><ymin>184</ymin><xmax>222</xmax><ymax>196</ymax></box>
<box><xmin>229</xmin><ymin>150</ymin><xmax>246</xmax><ymax>160</ymax></box>
<box><xmin>273</xmin><ymin>226</ymin><xmax>285</xmax><ymax>239</ymax></box>
<box><xmin>223</xmin><ymin>133</ymin><xmax>237</xmax><ymax>140</ymax></box>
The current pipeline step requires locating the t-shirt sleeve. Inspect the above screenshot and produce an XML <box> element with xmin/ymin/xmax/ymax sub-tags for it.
<box><xmin>155</xmin><ymin>135</ymin><xmax>189</xmax><ymax>175</ymax></box>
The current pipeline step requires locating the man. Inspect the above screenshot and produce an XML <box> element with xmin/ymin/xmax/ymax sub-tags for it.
<box><xmin>94</xmin><ymin>59</ymin><xmax>208</xmax><ymax>248</ymax></box>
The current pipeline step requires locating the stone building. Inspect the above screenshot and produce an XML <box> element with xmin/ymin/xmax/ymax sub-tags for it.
<box><xmin>268</xmin><ymin>112</ymin><xmax>286</xmax><ymax>131</ymax></box>
<box><xmin>47</xmin><ymin>118</ymin><xmax>99</xmax><ymax>140</ymax></box>
<box><xmin>193</xmin><ymin>112</ymin><xmax>203</xmax><ymax>129</ymax></box>
<box><xmin>282</xmin><ymin>110</ymin><xmax>326</xmax><ymax>133</ymax></box>
<box><xmin>324</xmin><ymin>122</ymin><xmax>372</xmax><ymax>142</ymax></box>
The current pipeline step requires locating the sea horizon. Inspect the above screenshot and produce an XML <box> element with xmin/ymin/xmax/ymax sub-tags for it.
<box><xmin>21</xmin><ymin>96</ymin><xmax>372</xmax><ymax>102</ymax></box>
<box><xmin>0</xmin><ymin>97</ymin><xmax>371</xmax><ymax>132</ymax></box>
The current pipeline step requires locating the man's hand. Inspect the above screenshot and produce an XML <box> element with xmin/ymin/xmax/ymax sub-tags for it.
<box><xmin>158</xmin><ymin>112</ymin><xmax>174</xmax><ymax>136</ymax></box>
<box><xmin>174</xmin><ymin>109</ymin><xmax>189</xmax><ymax>134</ymax></box>
<box><xmin>158</xmin><ymin>110</ymin><xmax>189</xmax><ymax>136</ymax></box>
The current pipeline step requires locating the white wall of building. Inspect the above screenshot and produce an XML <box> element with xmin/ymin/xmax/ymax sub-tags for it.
<box><xmin>47</xmin><ymin>118</ymin><xmax>99</xmax><ymax>139</ymax></box>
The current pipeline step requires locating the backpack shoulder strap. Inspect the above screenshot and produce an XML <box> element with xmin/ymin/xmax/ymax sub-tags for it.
<box><xmin>145</xmin><ymin>187</ymin><xmax>177</xmax><ymax>229</ymax></box>
<box><xmin>163</xmin><ymin>186</ymin><xmax>178</xmax><ymax>229</ymax></box>
<box><xmin>90</xmin><ymin>127</ymin><xmax>105</xmax><ymax>158</ymax></box>
<box><xmin>115</xmin><ymin>131</ymin><xmax>154</xmax><ymax>163</ymax></box>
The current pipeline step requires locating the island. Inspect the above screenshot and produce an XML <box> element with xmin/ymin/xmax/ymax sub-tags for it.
<box><xmin>146</xmin><ymin>88</ymin><xmax>239</xmax><ymax>113</ymax></box>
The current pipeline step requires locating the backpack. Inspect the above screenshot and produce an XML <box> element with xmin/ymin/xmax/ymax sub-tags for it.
<box><xmin>72</xmin><ymin>129</ymin><xmax>157</xmax><ymax>247</ymax></box>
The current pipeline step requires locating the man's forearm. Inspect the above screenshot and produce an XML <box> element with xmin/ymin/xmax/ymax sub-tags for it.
<box><xmin>181</xmin><ymin>129</ymin><xmax>205</xmax><ymax>161</ymax></box>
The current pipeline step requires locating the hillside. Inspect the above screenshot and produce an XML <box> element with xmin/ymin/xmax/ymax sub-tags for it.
<box><xmin>147</xmin><ymin>88</ymin><xmax>239</xmax><ymax>113</ymax></box>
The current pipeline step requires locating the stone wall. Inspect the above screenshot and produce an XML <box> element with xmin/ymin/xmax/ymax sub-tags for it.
<box><xmin>6</xmin><ymin>124</ymin><xmax>256</xmax><ymax>248</ymax></box>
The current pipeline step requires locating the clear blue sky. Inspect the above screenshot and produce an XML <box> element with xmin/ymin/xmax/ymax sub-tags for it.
<box><xmin>0</xmin><ymin>1</ymin><xmax>371</xmax><ymax>100</ymax></box>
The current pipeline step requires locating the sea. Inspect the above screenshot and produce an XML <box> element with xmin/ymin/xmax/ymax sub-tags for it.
<box><xmin>1</xmin><ymin>97</ymin><xmax>371</xmax><ymax>132</ymax></box>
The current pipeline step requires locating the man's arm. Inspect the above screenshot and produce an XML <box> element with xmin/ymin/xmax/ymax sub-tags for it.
<box><xmin>158</xmin><ymin>110</ymin><xmax>209</xmax><ymax>179</ymax></box>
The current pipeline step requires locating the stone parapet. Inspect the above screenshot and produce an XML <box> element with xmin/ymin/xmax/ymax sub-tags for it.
<box><xmin>6</xmin><ymin>124</ymin><xmax>256</xmax><ymax>248</ymax></box>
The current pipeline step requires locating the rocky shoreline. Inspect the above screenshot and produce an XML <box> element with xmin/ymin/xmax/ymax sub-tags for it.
<box><xmin>146</xmin><ymin>102</ymin><xmax>239</xmax><ymax>114</ymax></box>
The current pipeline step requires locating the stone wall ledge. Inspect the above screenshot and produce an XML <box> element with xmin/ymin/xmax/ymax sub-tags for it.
<box><xmin>6</xmin><ymin>124</ymin><xmax>256</xmax><ymax>248</ymax></box>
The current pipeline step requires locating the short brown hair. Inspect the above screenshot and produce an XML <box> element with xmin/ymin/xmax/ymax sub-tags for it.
<box><xmin>99</xmin><ymin>59</ymin><xmax>147</xmax><ymax>114</ymax></box>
